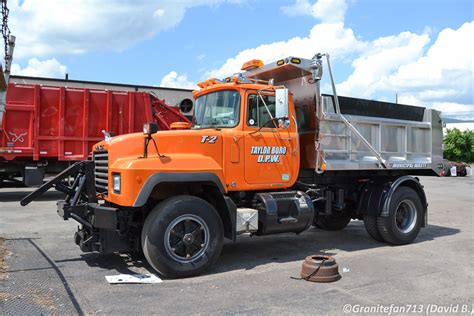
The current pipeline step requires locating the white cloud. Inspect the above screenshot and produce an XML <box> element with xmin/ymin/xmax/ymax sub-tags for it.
<box><xmin>9</xmin><ymin>0</ymin><xmax>472</xmax><ymax>117</ymax></box>
<box><xmin>398</xmin><ymin>95</ymin><xmax>474</xmax><ymax>120</ymax></box>
<box><xmin>386</xmin><ymin>22</ymin><xmax>474</xmax><ymax>105</ymax></box>
<box><xmin>337</xmin><ymin>32</ymin><xmax>430</xmax><ymax>98</ymax></box>
<box><xmin>11</xmin><ymin>58</ymin><xmax>67</xmax><ymax>78</ymax></box>
<box><xmin>160</xmin><ymin>71</ymin><xmax>197</xmax><ymax>89</ymax></box>
<box><xmin>428</xmin><ymin>102</ymin><xmax>473</xmax><ymax>116</ymax></box>
<box><xmin>209</xmin><ymin>0</ymin><xmax>472</xmax><ymax>116</ymax></box>
<box><xmin>281</xmin><ymin>0</ymin><xmax>347</xmax><ymax>23</ymax></box>
<box><xmin>207</xmin><ymin>22</ymin><xmax>365</xmax><ymax>78</ymax></box>
<box><xmin>10</xmin><ymin>0</ymin><xmax>242</xmax><ymax>59</ymax></box>
<box><xmin>338</xmin><ymin>21</ymin><xmax>473</xmax><ymax>114</ymax></box>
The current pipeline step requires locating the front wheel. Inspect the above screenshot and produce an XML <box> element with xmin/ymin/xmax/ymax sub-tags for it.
<box><xmin>377</xmin><ymin>187</ymin><xmax>423</xmax><ymax>245</ymax></box>
<box><xmin>141</xmin><ymin>195</ymin><xmax>224</xmax><ymax>278</ymax></box>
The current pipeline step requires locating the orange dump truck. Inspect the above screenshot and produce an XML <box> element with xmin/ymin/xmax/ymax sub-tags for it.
<box><xmin>22</xmin><ymin>53</ymin><xmax>443</xmax><ymax>278</ymax></box>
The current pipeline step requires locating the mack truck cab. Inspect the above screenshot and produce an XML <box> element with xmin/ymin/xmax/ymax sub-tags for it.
<box><xmin>22</xmin><ymin>53</ymin><xmax>442</xmax><ymax>278</ymax></box>
<box><xmin>99</xmin><ymin>80</ymin><xmax>300</xmax><ymax>207</ymax></box>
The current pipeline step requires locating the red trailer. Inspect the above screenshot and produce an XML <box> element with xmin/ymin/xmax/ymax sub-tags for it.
<box><xmin>0</xmin><ymin>83</ymin><xmax>190</xmax><ymax>186</ymax></box>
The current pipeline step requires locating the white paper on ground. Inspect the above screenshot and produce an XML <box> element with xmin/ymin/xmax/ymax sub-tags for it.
<box><xmin>105</xmin><ymin>273</ymin><xmax>162</xmax><ymax>284</ymax></box>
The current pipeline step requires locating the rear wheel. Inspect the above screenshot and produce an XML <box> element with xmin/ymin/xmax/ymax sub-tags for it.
<box><xmin>141</xmin><ymin>195</ymin><xmax>224</xmax><ymax>278</ymax></box>
<box><xmin>313</xmin><ymin>213</ymin><xmax>351</xmax><ymax>230</ymax></box>
<box><xmin>363</xmin><ymin>215</ymin><xmax>384</xmax><ymax>242</ymax></box>
<box><xmin>377</xmin><ymin>187</ymin><xmax>423</xmax><ymax>245</ymax></box>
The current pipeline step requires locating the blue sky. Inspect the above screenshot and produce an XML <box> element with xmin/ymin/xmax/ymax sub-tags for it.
<box><xmin>8</xmin><ymin>0</ymin><xmax>474</xmax><ymax>119</ymax></box>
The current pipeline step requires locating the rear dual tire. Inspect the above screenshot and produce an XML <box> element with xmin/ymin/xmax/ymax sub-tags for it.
<box><xmin>364</xmin><ymin>187</ymin><xmax>423</xmax><ymax>245</ymax></box>
<box><xmin>363</xmin><ymin>215</ymin><xmax>384</xmax><ymax>242</ymax></box>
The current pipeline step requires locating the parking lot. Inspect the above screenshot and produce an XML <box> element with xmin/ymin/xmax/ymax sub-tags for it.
<box><xmin>1</xmin><ymin>176</ymin><xmax>473</xmax><ymax>315</ymax></box>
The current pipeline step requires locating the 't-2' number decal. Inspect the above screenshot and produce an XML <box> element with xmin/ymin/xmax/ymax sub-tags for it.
<box><xmin>201</xmin><ymin>136</ymin><xmax>217</xmax><ymax>144</ymax></box>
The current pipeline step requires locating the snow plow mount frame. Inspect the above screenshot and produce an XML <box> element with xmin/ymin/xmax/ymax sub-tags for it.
<box><xmin>20</xmin><ymin>160</ymin><xmax>98</xmax><ymax>207</ymax></box>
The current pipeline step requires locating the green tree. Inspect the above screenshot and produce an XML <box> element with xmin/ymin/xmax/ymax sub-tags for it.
<box><xmin>443</xmin><ymin>128</ymin><xmax>474</xmax><ymax>163</ymax></box>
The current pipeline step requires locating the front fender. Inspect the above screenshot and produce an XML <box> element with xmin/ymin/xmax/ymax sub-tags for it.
<box><xmin>107</xmin><ymin>154</ymin><xmax>224</xmax><ymax>207</ymax></box>
<box><xmin>133</xmin><ymin>172</ymin><xmax>225</xmax><ymax>207</ymax></box>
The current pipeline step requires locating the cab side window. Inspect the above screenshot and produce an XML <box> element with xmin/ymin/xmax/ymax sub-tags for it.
<box><xmin>247</xmin><ymin>94</ymin><xmax>276</xmax><ymax>128</ymax></box>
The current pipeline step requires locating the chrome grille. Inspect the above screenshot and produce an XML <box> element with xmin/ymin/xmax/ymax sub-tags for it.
<box><xmin>93</xmin><ymin>151</ymin><xmax>109</xmax><ymax>194</ymax></box>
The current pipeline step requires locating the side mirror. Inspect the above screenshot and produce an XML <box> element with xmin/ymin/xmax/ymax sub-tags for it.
<box><xmin>278</xmin><ymin>118</ymin><xmax>290</xmax><ymax>130</ymax></box>
<box><xmin>275</xmin><ymin>88</ymin><xmax>289</xmax><ymax>118</ymax></box>
<box><xmin>143</xmin><ymin>122</ymin><xmax>158</xmax><ymax>137</ymax></box>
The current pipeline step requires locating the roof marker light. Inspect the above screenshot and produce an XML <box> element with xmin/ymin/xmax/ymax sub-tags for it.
<box><xmin>241</xmin><ymin>59</ymin><xmax>264</xmax><ymax>71</ymax></box>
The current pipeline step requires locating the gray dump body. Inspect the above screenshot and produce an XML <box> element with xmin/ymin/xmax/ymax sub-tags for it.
<box><xmin>243</xmin><ymin>55</ymin><xmax>443</xmax><ymax>176</ymax></box>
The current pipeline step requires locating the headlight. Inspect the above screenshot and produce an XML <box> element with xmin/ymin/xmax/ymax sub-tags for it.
<box><xmin>112</xmin><ymin>173</ymin><xmax>121</xmax><ymax>194</ymax></box>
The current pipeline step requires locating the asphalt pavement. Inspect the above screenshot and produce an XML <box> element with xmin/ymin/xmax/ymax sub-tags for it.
<box><xmin>0</xmin><ymin>176</ymin><xmax>473</xmax><ymax>315</ymax></box>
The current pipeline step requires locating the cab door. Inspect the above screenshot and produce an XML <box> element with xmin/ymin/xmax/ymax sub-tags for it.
<box><xmin>243</xmin><ymin>90</ymin><xmax>295</xmax><ymax>186</ymax></box>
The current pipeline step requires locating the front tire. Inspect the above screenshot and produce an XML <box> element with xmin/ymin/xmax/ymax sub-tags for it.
<box><xmin>141</xmin><ymin>195</ymin><xmax>224</xmax><ymax>278</ymax></box>
<box><xmin>377</xmin><ymin>187</ymin><xmax>423</xmax><ymax>245</ymax></box>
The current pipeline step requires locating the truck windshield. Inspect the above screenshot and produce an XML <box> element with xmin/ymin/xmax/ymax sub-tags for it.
<box><xmin>194</xmin><ymin>90</ymin><xmax>240</xmax><ymax>128</ymax></box>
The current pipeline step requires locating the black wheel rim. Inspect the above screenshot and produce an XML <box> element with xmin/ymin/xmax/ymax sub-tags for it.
<box><xmin>164</xmin><ymin>214</ymin><xmax>210</xmax><ymax>263</ymax></box>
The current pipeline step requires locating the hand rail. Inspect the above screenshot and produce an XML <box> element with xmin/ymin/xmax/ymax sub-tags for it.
<box><xmin>313</xmin><ymin>53</ymin><xmax>387</xmax><ymax>169</ymax></box>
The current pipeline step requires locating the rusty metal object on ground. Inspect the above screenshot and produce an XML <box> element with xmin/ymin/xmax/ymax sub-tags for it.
<box><xmin>300</xmin><ymin>255</ymin><xmax>341</xmax><ymax>282</ymax></box>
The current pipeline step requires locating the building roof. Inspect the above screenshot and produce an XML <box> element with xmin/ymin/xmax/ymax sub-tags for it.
<box><xmin>10</xmin><ymin>75</ymin><xmax>193</xmax><ymax>93</ymax></box>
